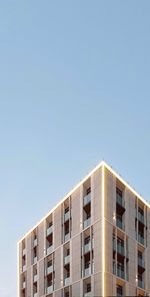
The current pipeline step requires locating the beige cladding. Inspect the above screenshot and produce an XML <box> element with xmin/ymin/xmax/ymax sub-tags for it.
<box><xmin>54</xmin><ymin>205</ymin><xmax>62</xmax><ymax>249</ymax></box>
<box><xmin>38</xmin><ymin>259</ymin><xmax>45</xmax><ymax>296</ymax></box>
<box><xmin>55</xmin><ymin>246</ymin><xmax>62</xmax><ymax>290</ymax></box>
<box><xmin>72</xmin><ymin>234</ymin><xmax>81</xmax><ymax>283</ymax></box>
<box><xmin>18</xmin><ymin>162</ymin><xmax>150</xmax><ymax>297</ymax></box>
<box><xmin>38</xmin><ymin>222</ymin><xmax>45</xmax><ymax>260</ymax></box>
<box><xmin>71</xmin><ymin>187</ymin><xmax>81</xmax><ymax>236</ymax></box>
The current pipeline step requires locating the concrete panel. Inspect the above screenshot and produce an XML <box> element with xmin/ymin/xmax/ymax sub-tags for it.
<box><xmin>93</xmin><ymin>221</ymin><xmax>102</xmax><ymax>273</ymax></box>
<box><xmin>105</xmin><ymin>272</ymin><xmax>113</xmax><ymax>297</ymax></box>
<box><xmin>38</xmin><ymin>258</ymin><xmax>44</xmax><ymax>296</ymax></box>
<box><xmin>125</xmin><ymin>188</ymin><xmax>135</xmax><ymax>238</ymax></box>
<box><xmin>71</xmin><ymin>187</ymin><xmax>81</xmax><ymax>237</ymax></box>
<box><xmin>26</xmin><ymin>267</ymin><xmax>31</xmax><ymax>297</ymax></box>
<box><xmin>128</xmin><ymin>237</ymin><xmax>136</xmax><ymax>285</ymax></box>
<box><xmin>94</xmin><ymin>272</ymin><xmax>102</xmax><ymax>297</ymax></box>
<box><xmin>55</xmin><ymin>247</ymin><xmax>62</xmax><ymax>290</ymax></box>
<box><xmin>105</xmin><ymin>168</ymin><xmax>116</xmax><ymax>224</ymax></box>
<box><xmin>38</xmin><ymin>221</ymin><xmax>45</xmax><ymax>260</ymax></box>
<box><xmin>26</xmin><ymin>234</ymin><xmax>32</xmax><ymax>268</ymax></box>
<box><xmin>72</xmin><ymin>281</ymin><xmax>80</xmax><ymax>297</ymax></box>
<box><xmin>54</xmin><ymin>289</ymin><xmax>62</xmax><ymax>297</ymax></box>
<box><xmin>54</xmin><ymin>205</ymin><xmax>62</xmax><ymax>249</ymax></box>
<box><xmin>105</xmin><ymin>221</ymin><xmax>113</xmax><ymax>273</ymax></box>
<box><xmin>72</xmin><ymin>234</ymin><xmax>81</xmax><ymax>283</ymax></box>
<box><xmin>92</xmin><ymin>168</ymin><xmax>102</xmax><ymax>223</ymax></box>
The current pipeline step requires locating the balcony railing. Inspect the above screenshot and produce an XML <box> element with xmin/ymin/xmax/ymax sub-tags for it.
<box><xmin>138</xmin><ymin>234</ymin><xmax>144</xmax><ymax>245</ymax></box>
<box><xmin>116</xmin><ymin>194</ymin><xmax>125</xmax><ymax>208</ymax></box>
<box><xmin>22</xmin><ymin>265</ymin><xmax>26</xmax><ymax>272</ymax></box>
<box><xmin>138</xmin><ymin>279</ymin><xmax>145</xmax><ymax>289</ymax></box>
<box><xmin>33</xmin><ymin>274</ymin><xmax>38</xmax><ymax>282</ymax></box>
<box><xmin>83</xmin><ymin>193</ymin><xmax>91</xmax><ymax>206</ymax></box>
<box><xmin>64</xmin><ymin>233</ymin><xmax>70</xmax><ymax>242</ymax></box>
<box><xmin>22</xmin><ymin>281</ymin><xmax>26</xmax><ymax>289</ymax></box>
<box><xmin>33</xmin><ymin>256</ymin><xmax>37</xmax><ymax>264</ymax></box>
<box><xmin>46</xmin><ymin>285</ymin><xmax>53</xmax><ymax>294</ymax></box>
<box><xmin>113</xmin><ymin>262</ymin><xmax>116</xmax><ymax>274</ymax></box>
<box><xmin>22</xmin><ymin>248</ymin><xmax>26</xmax><ymax>256</ymax></box>
<box><xmin>64</xmin><ymin>277</ymin><xmax>70</xmax><ymax>286</ymax></box>
<box><xmin>47</xmin><ymin>265</ymin><xmax>53</xmax><ymax>274</ymax></box>
<box><xmin>47</xmin><ymin>245</ymin><xmax>53</xmax><ymax>255</ymax></box>
<box><xmin>47</xmin><ymin>225</ymin><xmax>53</xmax><ymax>236</ymax></box>
<box><xmin>84</xmin><ymin>292</ymin><xmax>91</xmax><ymax>297</ymax></box>
<box><xmin>117</xmin><ymin>244</ymin><xmax>125</xmax><ymax>256</ymax></box>
<box><xmin>113</xmin><ymin>262</ymin><xmax>125</xmax><ymax>280</ymax></box>
<box><xmin>113</xmin><ymin>239</ymin><xmax>116</xmax><ymax>251</ymax></box>
<box><xmin>83</xmin><ymin>217</ymin><xmax>91</xmax><ymax>229</ymax></box>
<box><xmin>138</xmin><ymin>257</ymin><xmax>145</xmax><ymax>268</ymax></box>
<box><xmin>84</xmin><ymin>241</ymin><xmax>91</xmax><ymax>254</ymax></box>
<box><xmin>64</xmin><ymin>255</ymin><xmax>70</xmax><ymax>265</ymax></box>
<box><xmin>117</xmin><ymin>267</ymin><xmax>125</xmax><ymax>279</ymax></box>
<box><xmin>137</xmin><ymin>212</ymin><xmax>144</xmax><ymax>224</ymax></box>
<box><xmin>64</xmin><ymin>211</ymin><xmax>70</xmax><ymax>222</ymax></box>
<box><xmin>33</xmin><ymin>238</ymin><xmax>37</xmax><ymax>247</ymax></box>
<box><xmin>113</xmin><ymin>240</ymin><xmax>125</xmax><ymax>257</ymax></box>
<box><xmin>84</xmin><ymin>265</ymin><xmax>91</xmax><ymax>277</ymax></box>
<box><xmin>116</xmin><ymin>218</ymin><xmax>125</xmax><ymax>231</ymax></box>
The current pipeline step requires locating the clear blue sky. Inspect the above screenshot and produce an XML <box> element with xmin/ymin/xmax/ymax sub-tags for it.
<box><xmin>0</xmin><ymin>1</ymin><xmax>150</xmax><ymax>296</ymax></box>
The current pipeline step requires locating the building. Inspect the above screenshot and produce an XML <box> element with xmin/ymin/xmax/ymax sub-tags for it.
<box><xmin>18</xmin><ymin>161</ymin><xmax>150</xmax><ymax>297</ymax></box>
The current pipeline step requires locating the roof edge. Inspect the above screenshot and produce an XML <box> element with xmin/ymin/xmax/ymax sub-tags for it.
<box><xmin>18</xmin><ymin>160</ymin><xmax>150</xmax><ymax>244</ymax></box>
<box><xmin>18</xmin><ymin>161</ymin><xmax>104</xmax><ymax>243</ymax></box>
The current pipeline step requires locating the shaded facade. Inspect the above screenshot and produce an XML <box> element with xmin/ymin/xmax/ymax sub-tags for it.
<box><xmin>18</xmin><ymin>162</ymin><xmax>150</xmax><ymax>297</ymax></box>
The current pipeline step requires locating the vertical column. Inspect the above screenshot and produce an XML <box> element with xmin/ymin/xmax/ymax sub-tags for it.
<box><xmin>38</xmin><ymin>221</ymin><xmax>45</xmax><ymax>260</ymax></box>
<box><xmin>26</xmin><ymin>234</ymin><xmax>32</xmax><ymax>297</ymax></box>
<box><xmin>54</xmin><ymin>205</ymin><xmax>62</xmax><ymax>249</ymax></box>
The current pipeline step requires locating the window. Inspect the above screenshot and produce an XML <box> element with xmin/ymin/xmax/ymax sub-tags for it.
<box><xmin>116</xmin><ymin>285</ymin><xmax>123</xmax><ymax>296</ymax></box>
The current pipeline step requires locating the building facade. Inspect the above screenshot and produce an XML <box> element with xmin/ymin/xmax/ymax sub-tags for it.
<box><xmin>18</xmin><ymin>161</ymin><xmax>150</xmax><ymax>297</ymax></box>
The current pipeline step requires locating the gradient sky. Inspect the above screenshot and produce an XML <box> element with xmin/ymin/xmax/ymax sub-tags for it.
<box><xmin>0</xmin><ymin>1</ymin><xmax>150</xmax><ymax>296</ymax></box>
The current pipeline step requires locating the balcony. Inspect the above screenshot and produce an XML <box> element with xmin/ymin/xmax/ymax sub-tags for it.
<box><xmin>47</xmin><ymin>225</ymin><xmax>53</xmax><ymax>236</ymax></box>
<box><xmin>116</xmin><ymin>218</ymin><xmax>125</xmax><ymax>231</ymax></box>
<box><xmin>84</xmin><ymin>265</ymin><xmax>91</xmax><ymax>277</ymax></box>
<box><xmin>138</xmin><ymin>257</ymin><xmax>145</xmax><ymax>269</ymax></box>
<box><xmin>113</xmin><ymin>239</ymin><xmax>116</xmax><ymax>251</ymax></box>
<box><xmin>22</xmin><ymin>281</ymin><xmax>26</xmax><ymax>289</ymax></box>
<box><xmin>46</xmin><ymin>285</ymin><xmax>53</xmax><ymax>294</ymax></box>
<box><xmin>117</xmin><ymin>267</ymin><xmax>125</xmax><ymax>279</ymax></box>
<box><xmin>34</xmin><ymin>238</ymin><xmax>38</xmax><ymax>247</ymax></box>
<box><xmin>84</xmin><ymin>292</ymin><xmax>91</xmax><ymax>297</ymax></box>
<box><xmin>64</xmin><ymin>277</ymin><xmax>70</xmax><ymax>286</ymax></box>
<box><xmin>83</xmin><ymin>193</ymin><xmax>91</xmax><ymax>206</ymax></box>
<box><xmin>83</xmin><ymin>217</ymin><xmax>91</xmax><ymax>229</ymax></box>
<box><xmin>64</xmin><ymin>233</ymin><xmax>70</xmax><ymax>242</ymax></box>
<box><xmin>33</xmin><ymin>293</ymin><xmax>38</xmax><ymax>297</ymax></box>
<box><xmin>113</xmin><ymin>262</ymin><xmax>116</xmax><ymax>274</ymax></box>
<box><xmin>33</xmin><ymin>274</ymin><xmax>38</xmax><ymax>283</ymax></box>
<box><xmin>116</xmin><ymin>194</ymin><xmax>125</xmax><ymax>208</ymax></box>
<box><xmin>137</xmin><ymin>212</ymin><xmax>144</xmax><ymax>225</ymax></box>
<box><xmin>33</xmin><ymin>256</ymin><xmax>37</xmax><ymax>264</ymax></box>
<box><xmin>47</xmin><ymin>245</ymin><xmax>53</xmax><ymax>255</ymax></box>
<box><xmin>138</xmin><ymin>234</ymin><xmax>144</xmax><ymax>245</ymax></box>
<box><xmin>47</xmin><ymin>264</ymin><xmax>53</xmax><ymax>275</ymax></box>
<box><xmin>64</xmin><ymin>255</ymin><xmax>70</xmax><ymax>265</ymax></box>
<box><xmin>22</xmin><ymin>265</ymin><xmax>26</xmax><ymax>272</ymax></box>
<box><xmin>22</xmin><ymin>248</ymin><xmax>26</xmax><ymax>256</ymax></box>
<box><xmin>84</xmin><ymin>241</ymin><xmax>91</xmax><ymax>254</ymax></box>
<box><xmin>64</xmin><ymin>211</ymin><xmax>70</xmax><ymax>222</ymax></box>
<box><xmin>138</xmin><ymin>279</ymin><xmax>145</xmax><ymax>289</ymax></box>
<box><xmin>117</xmin><ymin>244</ymin><xmax>125</xmax><ymax>257</ymax></box>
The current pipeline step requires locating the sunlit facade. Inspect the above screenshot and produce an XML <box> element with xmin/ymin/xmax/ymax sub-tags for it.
<box><xmin>18</xmin><ymin>162</ymin><xmax>150</xmax><ymax>297</ymax></box>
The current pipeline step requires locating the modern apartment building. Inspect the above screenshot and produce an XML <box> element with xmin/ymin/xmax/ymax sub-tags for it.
<box><xmin>18</xmin><ymin>161</ymin><xmax>150</xmax><ymax>297</ymax></box>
